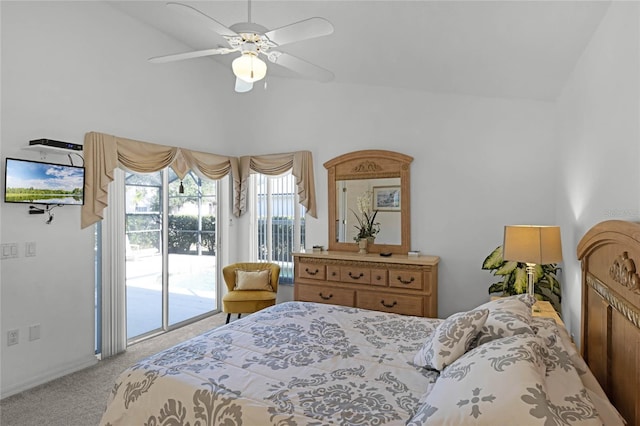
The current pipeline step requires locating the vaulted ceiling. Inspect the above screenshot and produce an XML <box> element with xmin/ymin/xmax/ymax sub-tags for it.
<box><xmin>110</xmin><ymin>1</ymin><xmax>611</xmax><ymax>101</ymax></box>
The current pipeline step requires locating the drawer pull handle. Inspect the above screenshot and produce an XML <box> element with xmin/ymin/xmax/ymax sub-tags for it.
<box><xmin>305</xmin><ymin>268</ymin><xmax>320</xmax><ymax>276</ymax></box>
<box><xmin>375</xmin><ymin>275</ymin><xmax>382</xmax><ymax>280</ymax></box>
<box><xmin>381</xmin><ymin>300</ymin><xmax>397</xmax><ymax>308</ymax></box>
<box><xmin>319</xmin><ymin>292</ymin><xmax>333</xmax><ymax>300</ymax></box>
<box><xmin>396</xmin><ymin>276</ymin><xmax>415</xmax><ymax>285</ymax></box>
<box><xmin>348</xmin><ymin>272</ymin><xmax>364</xmax><ymax>280</ymax></box>
<box><xmin>332</xmin><ymin>271</ymin><xmax>337</xmax><ymax>276</ymax></box>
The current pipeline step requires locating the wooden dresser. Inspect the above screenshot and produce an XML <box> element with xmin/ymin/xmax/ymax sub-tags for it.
<box><xmin>293</xmin><ymin>251</ymin><xmax>439</xmax><ymax>317</ymax></box>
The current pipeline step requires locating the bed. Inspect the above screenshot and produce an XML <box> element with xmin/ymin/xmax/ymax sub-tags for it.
<box><xmin>100</xmin><ymin>302</ymin><xmax>621</xmax><ymax>425</ymax></box>
<box><xmin>99</xmin><ymin>221</ymin><xmax>638</xmax><ymax>426</ymax></box>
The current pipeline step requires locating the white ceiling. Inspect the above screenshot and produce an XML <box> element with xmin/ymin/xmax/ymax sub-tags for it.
<box><xmin>109</xmin><ymin>1</ymin><xmax>611</xmax><ymax>101</ymax></box>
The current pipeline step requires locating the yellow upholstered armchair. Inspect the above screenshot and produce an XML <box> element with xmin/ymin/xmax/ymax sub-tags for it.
<box><xmin>222</xmin><ymin>262</ymin><xmax>280</xmax><ymax>324</ymax></box>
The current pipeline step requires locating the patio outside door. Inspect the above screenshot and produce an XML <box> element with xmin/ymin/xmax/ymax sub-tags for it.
<box><xmin>124</xmin><ymin>169</ymin><xmax>219</xmax><ymax>342</ymax></box>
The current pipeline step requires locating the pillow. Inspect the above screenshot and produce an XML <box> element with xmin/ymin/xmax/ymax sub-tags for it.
<box><xmin>413</xmin><ymin>308</ymin><xmax>489</xmax><ymax>371</ymax></box>
<box><xmin>407</xmin><ymin>334</ymin><xmax>602</xmax><ymax>426</ymax></box>
<box><xmin>531</xmin><ymin>318</ymin><xmax>624</xmax><ymax>425</ymax></box>
<box><xmin>234</xmin><ymin>269</ymin><xmax>273</xmax><ymax>291</ymax></box>
<box><xmin>478</xmin><ymin>293</ymin><xmax>537</xmax><ymax>310</ymax></box>
<box><xmin>472</xmin><ymin>294</ymin><xmax>536</xmax><ymax>347</ymax></box>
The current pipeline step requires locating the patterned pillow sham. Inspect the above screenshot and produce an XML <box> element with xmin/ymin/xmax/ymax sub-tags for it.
<box><xmin>407</xmin><ymin>334</ymin><xmax>602</xmax><ymax>425</ymax></box>
<box><xmin>532</xmin><ymin>317</ymin><xmax>625</xmax><ymax>426</ymax></box>
<box><xmin>413</xmin><ymin>308</ymin><xmax>489</xmax><ymax>371</ymax></box>
<box><xmin>472</xmin><ymin>294</ymin><xmax>536</xmax><ymax>347</ymax></box>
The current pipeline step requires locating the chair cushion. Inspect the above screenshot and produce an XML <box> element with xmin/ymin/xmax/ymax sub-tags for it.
<box><xmin>222</xmin><ymin>291</ymin><xmax>276</xmax><ymax>314</ymax></box>
<box><xmin>222</xmin><ymin>290</ymin><xmax>277</xmax><ymax>302</ymax></box>
<box><xmin>235</xmin><ymin>269</ymin><xmax>273</xmax><ymax>291</ymax></box>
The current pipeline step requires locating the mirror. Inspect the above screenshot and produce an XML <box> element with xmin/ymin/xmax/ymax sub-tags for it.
<box><xmin>324</xmin><ymin>150</ymin><xmax>413</xmax><ymax>254</ymax></box>
<box><xmin>335</xmin><ymin>178</ymin><xmax>402</xmax><ymax>244</ymax></box>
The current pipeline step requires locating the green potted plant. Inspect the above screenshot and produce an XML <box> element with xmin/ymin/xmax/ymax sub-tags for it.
<box><xmin>352</xmin><ymin>190</ymin><xmax>380</xmax><ymax>243</ymax></box>
<box><xmin>350</xmin><ymin>190</ymin><xmax>380</xmax><ymax>254</ymax></box>
<box><xmin>482</xmin><ymin>245</ymin><xmax>562</xmax><ymax>312</ymax></box>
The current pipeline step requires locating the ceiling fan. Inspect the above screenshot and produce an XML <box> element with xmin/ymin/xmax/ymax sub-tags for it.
<box><xmin>149</xmin><ymin>2</ymin><xmax>335</xmax><ymax>93</ymax></box>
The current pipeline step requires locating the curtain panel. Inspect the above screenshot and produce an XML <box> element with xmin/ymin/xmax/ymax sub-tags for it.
<box><xmin>238</xmin><ymin>151</ymin><xmax>317</xmax><ymax>218</ymax></box>
<box><xmin>99</xmin><ymin>170</ymin><xmax>127</xmax><ymax>359</ymax></box>
<box><xmin>81</xmin><ymin>132</ymin><xmax>242</xmax><ymax>228</ymax></box>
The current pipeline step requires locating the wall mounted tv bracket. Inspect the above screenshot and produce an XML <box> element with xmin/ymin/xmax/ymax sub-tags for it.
<box><xmin>29</xmin><ymin>204</ymin><xmax>61</xmax><ymax>224</ymax></box>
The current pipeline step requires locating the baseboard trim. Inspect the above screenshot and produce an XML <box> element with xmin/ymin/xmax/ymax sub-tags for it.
<box><xmin>1</xmin><ymin>355</ymin><xmax>98</xmax><ymax>399</ymax></box>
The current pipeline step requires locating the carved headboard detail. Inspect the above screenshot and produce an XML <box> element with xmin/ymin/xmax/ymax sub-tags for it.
<box><xmin>577</xmin><ymin>220</ymin><xmax>640</xmax><ymax>424</ymax></box>
<box><xmin>586</xmin><ymin>274</ymin><xmax>640</xmax><ymax>329</ymax></box>
<box><xmin>609</xmin><ymin>251</ymin><xmax>640</xmax><ymax>294</ymax></box>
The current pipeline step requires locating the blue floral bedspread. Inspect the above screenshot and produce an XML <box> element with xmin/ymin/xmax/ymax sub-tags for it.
<box><xmin>99</xmin><ymin>302</ymin><xmax>440</xmax><ymax>426</ymax></box>
<box><xmin>100</xmin><ymin>301</ymin><xmax>621</xmax><ymax>425</ymax></box>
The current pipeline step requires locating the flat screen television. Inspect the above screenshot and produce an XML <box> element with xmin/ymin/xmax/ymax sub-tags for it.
<box><xmin>4</xmin><ymin>157</ymin><xmax>85</xmax><ymax>205</ymax></box>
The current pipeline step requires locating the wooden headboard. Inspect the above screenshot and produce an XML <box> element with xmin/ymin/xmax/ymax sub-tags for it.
<box><xmin>577</xmin><ymin>220</ymin><xmax>640</xmax><ymax>425</ymax></box>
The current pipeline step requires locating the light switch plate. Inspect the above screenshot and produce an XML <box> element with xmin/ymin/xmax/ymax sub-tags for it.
<box><xmin>29</xmin><ymin>324</ymin><xmax>41</xmax><ymax>341</ymax></box>
<box><xmin>1</xmin><ymin>243</ymin><xmax>18</xmax><ymax>259</ymax></box>
<box><xmin>25</xmin><ymin>242</ymin><xmax>36</xmax><ymax>257</ymax></box>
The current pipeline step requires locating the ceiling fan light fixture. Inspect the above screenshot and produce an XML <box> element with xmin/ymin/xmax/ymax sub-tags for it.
<box><xmin>232</xmin><ymin>52</ymin><xmax>267</xmax><ymax>83</ymax></box>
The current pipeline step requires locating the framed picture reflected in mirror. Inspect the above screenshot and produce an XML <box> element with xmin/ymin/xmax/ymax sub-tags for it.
<box><xmin>373</xmin><ymin>186</ymin><xmax>401</xmax><ymax>211</ymax></box>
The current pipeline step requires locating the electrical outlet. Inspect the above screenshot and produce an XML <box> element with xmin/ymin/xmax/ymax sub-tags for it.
<box><xmin>7</xmin><ymin>329</ymin><xmax>19</xmax><ymax>346</ymax></box>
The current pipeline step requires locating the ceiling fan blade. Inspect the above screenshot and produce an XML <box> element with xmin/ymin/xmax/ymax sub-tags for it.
<box><xmin>235</xmin><ymin>78</ymin><xmax>253</xmax><ymax>93</ymax></box>
<box><xmin>149</xmin><ymin>47</ymin><xmax>236</xmax><ymax>63</ymax></box>
<box><xmin>166</xmin><ymin>2</ymin><xmax>238</xmax><ymax>38</ymax></box>
<box><xmin>265</xmin><ymin>17</ymin><xmax>333</xmax><ymax>47</ymax></box>
<box><xmin>269</xmin><ymin>52</ymin><xmax>334</xmax><ymax>82</ymax></box>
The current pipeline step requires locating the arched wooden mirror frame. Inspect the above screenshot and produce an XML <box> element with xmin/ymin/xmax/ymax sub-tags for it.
<box><xmin>324</xmin><ymin>150</ymin><xmax>413</xmax><ymax>254</ymax></box>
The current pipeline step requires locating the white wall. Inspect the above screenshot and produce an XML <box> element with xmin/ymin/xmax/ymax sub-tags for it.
<box><xmin>236</xmin><ymin>80</ymin><xmax>557</xmax><ymax>316</ymax></box>
<box><xmin>0</xmin><ymin>1</ymin><xmax>240</xmax><ymax>397</ymax></box>
<box><xmin>555</xmin><ymin>1</ymin><xmax>640</xmax><ymax>346</ymax></box>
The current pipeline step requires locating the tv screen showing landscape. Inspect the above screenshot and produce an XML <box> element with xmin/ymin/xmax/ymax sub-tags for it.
<box><xmin>4</xmin><ymin>158</ymin><xmax>85</xmax><ymax>205</ymax></box>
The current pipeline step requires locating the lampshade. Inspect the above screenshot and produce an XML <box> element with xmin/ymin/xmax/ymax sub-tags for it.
<box><xmin>503</xmin><ymin>225</ymin><xmax>563</xmax><ymax>265</ymax></box>
<box><xmin>232</xmin><ymin>53</ymin><xmax>267</xmax><ymax>83</ymax></box>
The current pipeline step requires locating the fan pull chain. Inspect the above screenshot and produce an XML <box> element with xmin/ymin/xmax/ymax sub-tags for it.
<box><xmin>179</xmin><ymin>181</ymin><xmax>184</xmax><ymax>194</ymax></box>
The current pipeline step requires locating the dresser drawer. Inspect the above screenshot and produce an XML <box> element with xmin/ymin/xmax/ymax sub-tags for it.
<box><xmin>297</xmin><ymin>263</ymin><xmax>326</xmax><ymax>280</ymax></box>
<box><xmin>340</xmin><ymin>267</ymin><xmax>371</xmax><ymax>284</ymax></box>
<box><xmin>370</xmin><ymin>269</ymin><xmax>388</xmax><ymax>286</ymax></box>
<box><xmin>388</xmin><ymin>269</ymin><xmax>423</xmax><ymax>290</ymax></box>
<box><xmin>327</xmin><ymin>266</ymin><xmax>341</xmax><ymax>281</ymax></box>
<box><xmin>356</xmin><ymin>291</ymin><xmax>423</xmax><ymax>316</ymax></box>
<box><xmin>296</xmin><ymin>284</ymin><xmax>355</xmax><ymax>306</ymax></box>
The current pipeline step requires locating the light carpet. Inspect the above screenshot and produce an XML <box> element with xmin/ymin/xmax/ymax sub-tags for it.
<box><xmin>0</xmin><ymin>313</ymin><xmax>226</xmax><ymax>426</ymax></box>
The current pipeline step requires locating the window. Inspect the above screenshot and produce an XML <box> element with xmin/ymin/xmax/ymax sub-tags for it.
<box><xmin>251</xmin><ymin>172</ymin><xmax>305</xmax><ymax>284</ymax></box>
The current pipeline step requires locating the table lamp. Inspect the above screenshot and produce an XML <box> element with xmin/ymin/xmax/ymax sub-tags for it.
<box><xmin>502</xmin><ymin>225</ymin><xmax>563</xmax><ymax>299</ymax></box>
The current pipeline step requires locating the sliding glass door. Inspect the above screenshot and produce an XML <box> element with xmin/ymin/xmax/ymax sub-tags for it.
<box><xmin>167</xmin><ymin>171</ymin><xmax>217</xmax><ymax>326</ymax></box>
<box><xmin>125</xmin><ymin>171</ymin><xmax>163</xmax><ymax>338</ymax></box>
<box><xmin>124</xmin><ymin>169</ymin><xmax>219</xmax><ymax>342</ymax></box>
